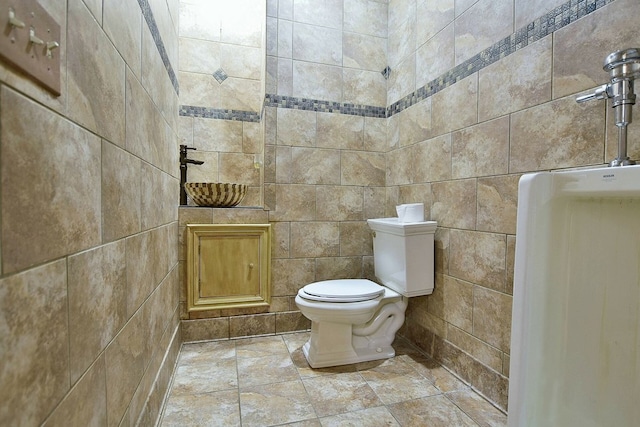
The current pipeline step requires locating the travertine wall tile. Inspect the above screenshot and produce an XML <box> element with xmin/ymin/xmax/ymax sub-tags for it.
<box><xmin>106</xmin><ymin>311</ymin><xmax>147</xmax><ymax>426</ymax></box>
<box><xmin>479</xmin><ymin>36</ymin><xmax>552</xmax><ymax>121</ymax></box>
<box><xmin>68</xmin><ymin>0</ymin><xmax>126</xmax><ymax>146</ymax></box>
<box><xmin>449</xmin><ymin>230</ymin><xmax>506</xmax><ymax>292</ymax></box>
<box><xmin>219</xmin><ymin>153</ymin><xmax>261</xmax><ymax>185</ymax></box>
<box><xmin>141</xmin><ymin>163</ymin><xmax>179</xmax><ymax>230</ymax></box>
<box><xmin>505</xmin><ymin>236</ymin><xmax>516</xmax><ymax>296</ymax></box>
<box><xmin>344</xmin><ymin>0</ymin><xmax>388</xmax><ymax>38</ymax></box>
<box><xmin>180</xmin><ymin>38</ymin><xmax>220</xmax><ymax>75</ymax></box>
<box><xmin>272</xmin><ymin>221</ymin><xmax>291</xmax><ymax>258</ymax></box>
<box><xmin>291</xmin><ymin>222</ymin><xmax>340</xmax><ymax>257</ymax></box>
<box><xmin>451</xmin><ymin>116</ymin><xmax>509</xmax><ymax>179</ymax></box>
<box><xmin>473</xmin><ymin>286</ymin><xmax>512</xmax><ymax>352</ymax></box>
<box><xmin>317</xmin><ymin>186</ymin><xmax>364</xmax><ymax>221</ymax></box>
<box><xmin>316</xmin><ymin>257</ymin><xmax>364</xmax><ymax>281</ymax></box>
<box><xmin>343</xmin><ymin>68</ymin><xmax>387</xmax><ymax>106</ymax></box>
<box><xmin>272</xmin><ymin>258</ymin><xmax>316</xmax><ymax>296</ymax></box>
<box><xmin>431</xmin><ymin>179</ymin><xmax>477</xmax><ymax>230</ymax></box>
<box><xmin>399</xmin><ymin>98</ymin><xmax>432</xmax><ymax>147</ymax></box>
<box><xmin>271</xmin><ymin>185</ymin><xmax>316</xmax><ymax>221</ymax></box>
<box><xmin>219</xmin><ymin>77</ymin><xmax>263</xmax><ymax>112</ymax></box>
<box><xmin>510</xmin><ymin>96</ymin><xmax>605</xmax><ymax>172</ymax></box>
<box><xmin>427</xmin><ymin>275</ymin><xmax>473</xmax><ymax>332</ymax></box>
<box><xmin>102</xmin><ymin>142</ymin><xmax>142</xmax><ymax>242</ymax></box>
<box><xmin>179</xmin><ymin>71</ymin><xmax>220</xmax><ymax>106</ymax></box>
<box><xmin>552</xmin><ymin>0</ymin><xmax>640</xmax><ymax>99</ymax></box>
<box><xmin>291</xmin><ymin>148</ymin><xmax>341</xmax><ymax>185</ymax></box>
<box><xmin>230</xmin><ymin>313</ymin><xmax>276</xmax><ymax>337</ymax></box>
<box><xmin>417</xmin><ymin>0</ymin><xmax>454</xmax><ymax>45</ymax></box>
<box><xmin>293</xmin><ymin>61</ymin><xmax>343</xmax><ymax>101</ymax></box>
<box><xmin>221</xmin><ymin>44</ymin><xmax>263</xmax><ymax>79</ymax></box>
<box><xmin>432</xmin><ymin>74</ymin><xmax>478</xmax><ymax>135</ymax></box>
<box><xmin>341</xmin><ymin>151</ymin><xmax>386</xmax><ymax>186</ymax></box>
<box><xmin>104</xmin><ymin>0</ymin><xmax>142</xmax><ymax>77</ymax></box>
<box><xmin>42</xmin><ymin>356</ymin><xmax>107</xmax><ymax>427</ymax></box>
<box><xmin>343</xmin><ymin>32</ymin><xmax>387</xmax><ymax>72</ymax></box>
<box><xmin>0</xmin><ymin>261</ymin><xmax>69</xmax><ymax>426</ymax></box>
<box><xmin>68</xmin><ymin>241</ymin><xmax>127</xmax><ymax>383</ymax></box>
<box><xmin>277</xmin><ymin>108</ymin><xmax>317</xmax><ymax>147</ymax></box>
<box><xmin>340</xmin><ymin>222</ymin><xmax>373</xmax><ymax>256</ymax></box>
<box><xmin>446</xmin><ymin>325</ymin><xmax>503</xmax><ymax>372</ymax></box>
<box><xmin>275</xmin><ymin>311</ymin><xmax>311</xmax><ymax>333</ymax></box>
<box><xmin>416</xmin><ymin>23</ymin><xmax>455</xmax><ymax>89</ymax></box>
<box><xmin>388</xmin><ymin>55</ymin><xmax>416</xmax><ymax>105</ymax></box>
<box><xmin>454</xmin><ymin>0</ymin><xmax>513</xmax><ymax>65</ymax></box>
<box><xmin>1</xmin><ymin>87</ymin><xmax>101</xmax><ymax>274</ymax></box>
<box><xmin>364</xmin><ymin>187</ymin><xmax>387</xmax><ymax>219</ymax></box>
<box><xmin>388</xmin><ymin>13</ymin><xmax>416</xmax><ymax>68</ymax></box>
<box><xmin>182</xmin><ymin>318</ymin><xmax>230</xmax><ymax>342</ymax></box>
<box><xmin>398</xmin><ymin>183</ymin><xmax>432</xmax><ymax>218</ymax></box>
<box><xmin>293</xmin><ymin>0</ymin><xmax>343</xmax><ymax>29</ymax></box>
<box><xmin>477</xmin><ymin>175</ymin><xmax>520</xmax><ymax>235</ymax></box>
<box><xmin>364</xmin><ymin>117</ymin><xmax>387</xmax><ymax>152</ymax></box>
<box><xmin>293</xmin><ymin>22</ymin><xmax>342</xmax><ymax>66</ymax></box>
<box><xmin>317</xmin><ymin>113</ymin><xmax>364</xmax><ymax>150</ymax></box>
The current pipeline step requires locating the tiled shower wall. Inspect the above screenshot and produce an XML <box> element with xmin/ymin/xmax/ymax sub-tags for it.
<box><xmin>0</xmin><ymin>0</ymin><xmax>181</xmax><ymax>425</ymax></box>
<box><xmin>178</xmin><ymin>0</ymin><xmax>266</xmax><ymax>206</ymax></box>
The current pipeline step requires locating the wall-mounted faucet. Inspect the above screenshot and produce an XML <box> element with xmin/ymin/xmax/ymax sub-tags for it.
<box><xmin>577</xmin><ymin>48</ymin><xmax>640</xmax><ymax>167</ymax></box>
<box><xmin>180</xmin><ymin>144</ymin><xmax>204</xmax><ymax>205</ymax></box>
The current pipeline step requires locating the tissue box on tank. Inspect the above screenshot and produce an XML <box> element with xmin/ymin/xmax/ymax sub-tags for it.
<box><xmin>367</xmin><ymin>218</ymin><xmax>437</xmax><ymax>297</ymax></box>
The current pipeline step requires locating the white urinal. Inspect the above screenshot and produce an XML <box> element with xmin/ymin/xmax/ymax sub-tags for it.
<box><xmin>508</xmin><ymin>165</ymin><xmax>640</xmax><ymax>427</ymax></box>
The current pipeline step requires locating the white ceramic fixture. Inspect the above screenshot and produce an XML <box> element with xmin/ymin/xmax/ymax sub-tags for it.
<box><xmin>508</xmin><ymin>165</ymin><xmax>640</xmax><ymax>426</ymax></box>
<box><xmin>295</xmin><ymin>218</ymin><xmax>437</xmax><ymax>368</ymax></box>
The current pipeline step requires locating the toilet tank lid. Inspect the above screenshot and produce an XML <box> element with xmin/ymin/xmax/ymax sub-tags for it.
<box><xmin>367</xmin><ymin>218</ymin><xmax>437</xmax><ymax>236</ymax></box>
<box><xmin>302</xmin><ymin>279</ymin><xmax>384</xmax><ymax>300</ymax></box>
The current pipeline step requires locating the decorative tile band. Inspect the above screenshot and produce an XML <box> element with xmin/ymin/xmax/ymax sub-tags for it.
<box><xmin>264</xmin><ymin>94</ymin><xmax>387</xmax><ymax>118</ymax></box>
<box><xmin>387</xmin><ymin>0</ymin><xmax>615</xmax><ymax>116</ymax></box>
<box><xmin>136</xmin><ymin>0</ymin><xmax>179</xmax><ymax>95</ymax></box>
<box><xmin>179</xmin><ymin>105</ymin><xmax>261</xmax><ymax>122</ymax></box>
<box><xmin>178</xmin><ymin>0</ymin><xmax>615</xmax><ymax>122</ymax></box>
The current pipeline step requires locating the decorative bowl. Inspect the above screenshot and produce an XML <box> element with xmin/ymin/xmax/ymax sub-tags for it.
<box><xmin>184</xmin><ymin>182</ymin><xmax>247</xmax><ymax>207</ymax></box>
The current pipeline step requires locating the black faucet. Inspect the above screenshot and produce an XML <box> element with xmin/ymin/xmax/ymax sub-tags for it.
<box><xmin>180</xmin><ymin>144</ymin><xmax>204</xmax><ymax>205</ymax></box>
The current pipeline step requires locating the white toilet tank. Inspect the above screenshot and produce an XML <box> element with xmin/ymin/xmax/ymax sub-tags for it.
<box><xmin>367</xmin><ymin>218</ymin><xmax>437</xmax><ymax>297</ymax></box>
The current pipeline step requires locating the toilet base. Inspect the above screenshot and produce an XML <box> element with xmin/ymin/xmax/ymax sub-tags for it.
<box><xmin>302</xmin><ymin>320</ymin><xmax>396</xmax><ymax>368</ymax></box>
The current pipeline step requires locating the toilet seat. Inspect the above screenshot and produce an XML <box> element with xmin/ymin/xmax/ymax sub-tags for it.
<box><xmin>300</xmin><ymin>279</ymin><xmax>384</xmax><ymax>303</ymax></box>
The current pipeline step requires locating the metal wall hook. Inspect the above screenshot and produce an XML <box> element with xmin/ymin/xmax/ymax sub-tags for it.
<box><xmin>29</xmin><ymin>27</ymin><xmax>43</xmax><ymax>45</ymax></box>
<box><xmin>8</xmin><ymin>8</ymin><xmax>25</xmax><ymax>28</ymax></box>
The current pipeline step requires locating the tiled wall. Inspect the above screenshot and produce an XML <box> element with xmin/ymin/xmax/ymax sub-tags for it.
<box><xmin>261</xmin><ymin>0</ymin><xmax>391</xmax><ymax>343</ymax></box>
<box><xmin>178</xmin><ymin>0</ymin><xmax>266</xmax><ymax>206</ymax></box>
<box><xmin>0</xmin><ymin>0</ymin><xmax>181</xmax><ymax>425</ymax></box>
<box><xmin>258</xmin><ymin>0</ymin><xmax>640</xmax><ymax>413</ymax></box>
<box><xmin>389</xmin><ymin>0</ymin><xmax>640</xmax><ymax>410</ymax></box>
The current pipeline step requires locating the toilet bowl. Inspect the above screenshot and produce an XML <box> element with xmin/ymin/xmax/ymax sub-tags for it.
<box><xmin>295</xmin><ymin>279</ymin><xmax>407</xmax><ymax>368</ymax></box>
<box><xmin>295</xmin><ymin>218</ymin><xmax>437</xmax><ymax>368</ymax></box>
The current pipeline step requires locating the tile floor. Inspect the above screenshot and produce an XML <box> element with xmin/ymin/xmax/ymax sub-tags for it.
<box><xmin>159</xmin><ymin>332</ymin><xmax>507</xmax><ymax>426</ymax></box>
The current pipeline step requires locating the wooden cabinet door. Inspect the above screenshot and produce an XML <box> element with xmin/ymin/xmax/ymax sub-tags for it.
<box><xmin>187</xmin><ymin>224</ymin><xmax>271</xmax><ymax>311</ymax></box>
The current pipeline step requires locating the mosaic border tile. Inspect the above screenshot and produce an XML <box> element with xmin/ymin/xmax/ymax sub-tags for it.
<box><xmin>179</xmin><ymin>105</ymin><xmax>261</xmax><ymax>122</ymax></box>
<box><xmin>264</xmin><ymin>94</ymin><xmax>387</xmax><ymax>118</ymax></box>
<box><xmin>178</xmin><ymin>0</ymin><xmax>615</xmax><ymax>123</ymax></box>
<box><xmin>136</xmin><ymin>0</ymin><xmax>179</xmax><ymax>94</ymax></box>
<box><xmin>387</xmin><ymin>0</ymin><xmax>615</xmax><ymax>116</ymax></box>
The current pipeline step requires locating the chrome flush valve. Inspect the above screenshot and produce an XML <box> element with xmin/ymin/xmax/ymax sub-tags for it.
<box><xmin>577</xmin><ymin>48</ymin><xmax>640</xmax><ymax>167</ymax></box>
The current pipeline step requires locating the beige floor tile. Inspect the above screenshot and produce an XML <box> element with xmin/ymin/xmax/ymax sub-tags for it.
<box><xmin>320</xmin><ymin>406</ymin><xmax>401</xmax><ymax>426</ymax></box>
<box><xmin>238</xmin><ymin>353</ymin><xmax>299</xmax><ymax>387</ymax></box>
<box><xmin>236</xmin><ymin>335</ymin><xmax>290</xmax><ymax>358</ymax></box>
<box><xmin>446</xmin><ymin>389</ymin><xmax>507</xmax><ymax>426</ymax></box>
<box><xmin>358</xmin><ymin>357</ymin><xmax>441</xmax><ymax>405</ymax></box>
<box><xmin>161</xmin><ymin>390</ymin><xmax>240</xmax><ymax>427</ymax></box>
<box><xmin>389</xmin><ymin>394</ymin><xmax>479</xmax><ymax>426</ymax></box>
<box><xmin>171</xmin><ymin>358</ymin><xmax>238</xmax><ymax>395</ymax></box>
<box><xmin>303</xmin><ymin>372</ymin><xmax>383</xmax><ymax>417</ymax></box>
<box><xmin>160</xmin><ymin>335</ymin><xmax>493</xmax><ymax>427</ymax></box>
<box><xmin>240</xmin><ymin>380</ymin><xmax>317</xmax><ymax>427</ymax></box>
<box><xmin>396</xmin><ymin>354</ymin><xmax>469</xmax><ymax>393</ymax></box>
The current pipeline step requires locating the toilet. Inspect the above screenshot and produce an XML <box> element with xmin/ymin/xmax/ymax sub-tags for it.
<box><xmin>295</xmin><ymin>217</ymin><xmax>437</xmax><ymax>368</ymax></box>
